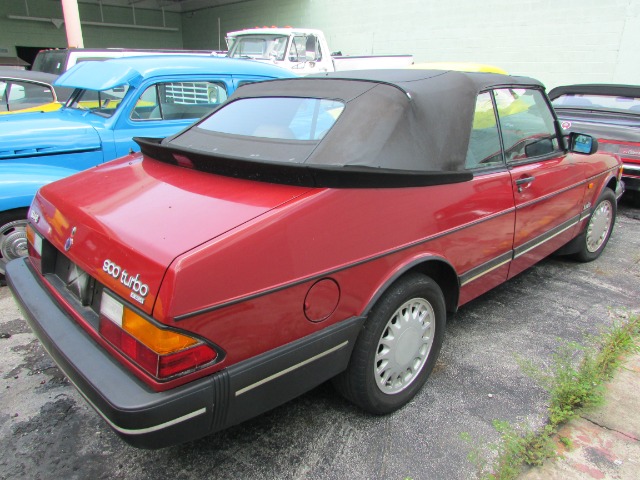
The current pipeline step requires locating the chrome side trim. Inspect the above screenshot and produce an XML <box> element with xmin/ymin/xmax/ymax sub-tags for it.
<box><xmin>460</xmin><ymin>251</ymin><xmax>513</xmax><ymax>286</ymax></box>
<box><xmin>97</xmin><ymin>406</ymin><xmax>207</xmax><ymax>436</ymax></box>
<box><xmin>175</xmin><ymin>206</ymin><xmax>517</xmax><ymax>320</ymax></box>
<box><xmin>235</xmin><ymin>341</ymin><xmax>349</xmax><ymax>396</ymax></box>
<box><xmin>513</xmin><ymin>215</ymin><xmax>580</xmax><ymax>259</ymax></box>
<box><xmin>460</xmin><ymin>215</ymin><xmax>582</xmax><ymax>285</ymax></box>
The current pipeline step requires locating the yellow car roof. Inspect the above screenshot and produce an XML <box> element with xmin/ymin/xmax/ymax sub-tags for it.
<box><xmin>410</xmin><ymin>62</ymin><xmax>508</xmax><ymax>74</ymax></box>
<box><xmin>0</xmin><ymin>101</ymin><xmax>62</xmax><ymax>115</ymax></box>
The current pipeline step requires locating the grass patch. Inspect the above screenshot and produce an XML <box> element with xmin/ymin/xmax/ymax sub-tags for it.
<box><xmin>464</xmin><ymin>314</ymin><xmax>639</xmax><ymax>480</ymax></box>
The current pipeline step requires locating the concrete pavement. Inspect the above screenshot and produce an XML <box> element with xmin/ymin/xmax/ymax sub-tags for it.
<box><xmin>520</xmin><ymin>354</ymin><xmax>640</xmax><ymax>480</ymax></box>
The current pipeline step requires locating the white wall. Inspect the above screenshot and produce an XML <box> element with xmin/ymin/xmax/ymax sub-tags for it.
<box><xmin>183</xmin><ymin>0</ymin><xmax>640</xmax><ymax>89</ymax></box>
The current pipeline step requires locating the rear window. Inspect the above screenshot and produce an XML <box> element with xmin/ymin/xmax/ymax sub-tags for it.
<box><xmin>552</xmin><ymin>94</ymin><xmax>640</xmax><ymax>113</ymax></box>
<box><xmin>198</xmin><ymin>97</ymin><xmax>345</xmax><ymax>141</ymax></box>
<box><xmin>0</xmin><ymin>80</ymin><xmax>55</xmax><ymax>112</ymax></box>
<box><xmin>32</xmin><ymin>51</ymin><xmax>68</xmax><ymax>75</ymax></box>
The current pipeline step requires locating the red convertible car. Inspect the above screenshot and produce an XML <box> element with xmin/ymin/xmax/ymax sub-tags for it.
<box><xmin>7</xmin><ymin>70</ymin><xmax>623</xmax><ymax>448</ymax></box>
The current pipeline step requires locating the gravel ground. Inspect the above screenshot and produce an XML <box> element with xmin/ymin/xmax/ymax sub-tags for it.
<box><xmin>1</xmin><ymin>199</ymin><xmax>638</xmax><ymax>480</ymax></box>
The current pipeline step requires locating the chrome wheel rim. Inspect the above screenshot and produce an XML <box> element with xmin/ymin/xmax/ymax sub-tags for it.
<box><xmin>0</xmin><ymin>219</ymin><xmax>28</xmax><ymax>275</ymax></box>
<box><xmin>586</xmin><ymin>200</ymin><xmax>613</xmax><ymax>253</ymax></box>
<box><xmin>374</xmin><ymin>298</ymin><xmax>435</xmax><ymax>394</ymax></box>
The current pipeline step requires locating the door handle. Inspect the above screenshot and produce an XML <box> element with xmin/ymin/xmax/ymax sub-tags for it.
<box><xmin>515</xmin><ymin>176</ymin><xmax>535</xmax><ymax>193</ymax></box>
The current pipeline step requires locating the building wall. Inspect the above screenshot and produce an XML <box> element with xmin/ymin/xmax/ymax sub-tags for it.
<box><xmin>182</xmin><ymin>0</ymin><xmax>640</xmax><ymax>89</ymax></box>
<box><xmin>0</xmin><ymin>0</ymin><xmax>638</xmax><ymax>89</ymax></box>
<box><xmin>0</xmin><ymin>0</ymin><xmax>182</xmax><ymax>58</ymax></box>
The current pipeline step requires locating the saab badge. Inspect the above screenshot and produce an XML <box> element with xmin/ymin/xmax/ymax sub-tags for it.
<box><xmin>29</xmin><ymin>209</ymin><xmax>40</xmax><ymax>224</ymax></box>
<box><xmin>64</xmin><ymin>226</ymin><xmax>77</xmax><ymax>252</ymax></box>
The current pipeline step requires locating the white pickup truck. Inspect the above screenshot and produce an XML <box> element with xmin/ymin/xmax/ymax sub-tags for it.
<box><xmin>226</xmin><ymin>27</ymin><xmax>413</xmax><ymax>75</ymax></box>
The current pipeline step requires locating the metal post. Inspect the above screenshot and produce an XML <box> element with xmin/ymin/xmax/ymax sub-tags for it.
<box><xmin>61</xmin><ymin>0</ymin><xmax>84</xmax><ymax>48</ymax></box>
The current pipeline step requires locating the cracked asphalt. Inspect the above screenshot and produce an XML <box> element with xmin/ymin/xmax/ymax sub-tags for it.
<box><xmin>1</xmin><ymin>199</ymin><xmax>638</xmax><ymax>480</ymax></box>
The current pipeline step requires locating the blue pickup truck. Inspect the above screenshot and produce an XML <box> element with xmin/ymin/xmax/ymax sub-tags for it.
<box><xmin>0</xmin><ymin>55</ymin><xmax>294</xmax><ymax>279</ymax></box>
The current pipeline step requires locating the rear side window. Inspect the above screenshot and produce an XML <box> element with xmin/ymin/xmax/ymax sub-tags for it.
<box><xmin>494</xmin><ymin>88</ymin><xmax>560</xmax><ymax>162</ymax></box>
<box><xmin>0</xmin><ymin>80</ymin><xmax>55</xmax><ymax>111</ymax></box>
<box><xmin>198</xmin><ymin>97</ymin><xmax>344</xmax><ymax>140</ymax></box>
<box><xmin>131</xmin><ymin>81</ymin><xmax>227</xmax><ymax>121</ymax></box>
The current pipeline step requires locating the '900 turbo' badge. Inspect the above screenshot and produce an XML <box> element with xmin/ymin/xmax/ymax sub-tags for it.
<box><xmin>103</xmin><ymin>259</ymin><xmax>149</xmax><ymax>305</ymax></box>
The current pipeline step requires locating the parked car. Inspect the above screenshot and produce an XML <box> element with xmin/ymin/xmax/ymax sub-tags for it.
<box><xmin>7</xmin><ymin>70</ymin><xmax>623</xmax><ymax>448</ymax></box>
<box><xmin>0</xmin><ymin>68</ymin><xmax>73</xmax><ymax>114</ymax></box>
<box><xmin>0</xmin><ymin>55</ymin><xmax>295</xmax><ymax>279</ymax></box>
<box><xmin>410</xmin><ymin>62</ymin><xmax>507</xmax><ymax>74</ymax></box>
<box><xmin>548</xmin><ymin>84</ymin><xmax>639</xmax><ymax>200</ymax></box>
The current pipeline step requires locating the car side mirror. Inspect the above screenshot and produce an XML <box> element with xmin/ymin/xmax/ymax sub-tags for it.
<box><xmin>568</xmin><ymin>133</ymin><xmax>598</xmax><ymax>154</ymax></box>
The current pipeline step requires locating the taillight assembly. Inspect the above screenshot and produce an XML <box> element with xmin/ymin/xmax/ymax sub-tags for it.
<box><xmin>599</xmin><ymin>139</ymin><xmax>640</xmax><ymax>164</ymax></box>
<box><xmin>99</xmin><ymin>292</ymin><xmax>217</xmax><ymax>380</ymax></box>
<box><xmin>26</xmin><ymin>224</ymin><xmax>43</xmax><ymax>273</ymax></box>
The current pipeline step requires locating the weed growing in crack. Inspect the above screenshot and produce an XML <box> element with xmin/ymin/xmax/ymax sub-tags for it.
<box><xmin>462</xmin><ymin>314</ymin><xmax>639</xmax><ymax>480</ymax></box>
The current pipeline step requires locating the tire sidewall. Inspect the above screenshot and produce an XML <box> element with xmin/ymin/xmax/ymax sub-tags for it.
<box><xmin>355</xmin><ymin>274</ymin><xmax>446</xmax><ymax>414</ymax></box>
<box><xmin>577</xmin><ymin>188</ymin><xmax>616</xmax><ymax>262</ymax></box>
<box><xmin>0</xmin><ymin>207</ymin><xmax>30</xmax><ymax>278</ymax></box>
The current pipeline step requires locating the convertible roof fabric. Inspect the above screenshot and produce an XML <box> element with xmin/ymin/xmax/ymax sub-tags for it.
<box><xmin>138</xmin><ymin>69</ymin><xmax>544</xmax><ymax>188</ymax></box>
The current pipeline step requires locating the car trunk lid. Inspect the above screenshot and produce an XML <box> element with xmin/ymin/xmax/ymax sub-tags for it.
<box><xmin>32</xmin><ymin>153</ymin><xmax>314</xmax><ymax>314</ymax></box>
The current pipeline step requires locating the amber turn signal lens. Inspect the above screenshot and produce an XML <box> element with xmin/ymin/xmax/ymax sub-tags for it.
<box><xmin>99</xmin><ymin>292</ymin><xmax>216</xmax><ymax>379</ymax></box>
<box><xmin>122</xmin><ymin>308</ymin><xmax>197</xmax><ymax>355</ymax></box>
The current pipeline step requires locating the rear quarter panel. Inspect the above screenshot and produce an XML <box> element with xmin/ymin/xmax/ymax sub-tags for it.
<box><xmin>156</xmin><ymin>172</ymin><xmax>516</xmax><ymax>369</ymax></box>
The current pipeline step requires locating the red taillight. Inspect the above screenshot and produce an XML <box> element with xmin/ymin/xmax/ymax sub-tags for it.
<box><xmin>99</xmin><ymin>293</ymin><xmax>217</xmax><ymax>380</ymax></box>
<box><xmin>599</xmin><ymin>139</ymin><xmax>640</xmax><ymax>164</ymax></box>
<box><xmin>99</xmin><ymin>318</ymin><xmax>160</xmax><ymax>375</ymax></box>
<box><xmin>158</xmin><ymin>345</ymin><xmax>218</xmax><ymax>378</ymax></box>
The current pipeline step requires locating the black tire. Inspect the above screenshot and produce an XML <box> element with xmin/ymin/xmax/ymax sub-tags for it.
<box><xmin>572</xmin><ymin>188</ymin><xmax>616</xmax><ymax>262</ymax></box>
<box><xmin>0</xmin><ymin>208</ymin><xmax>29</xmax><ymax>281</ymax></box>
<box><xmin>333</xmin><ymin>273</ymin><xmax>446</xmax><ymax>414</ymax></box>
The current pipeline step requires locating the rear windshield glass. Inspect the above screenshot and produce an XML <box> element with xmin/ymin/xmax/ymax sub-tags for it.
<box><xmin>197</xmin><ymin>97</ymin><xmax>345</xmax><ymax>141</ymax></box>
<box><xmin>552</xmin><ymin>94</ymin><xmax>640</xmax><ymax>113</ymax></box>
<box><xmin>32</xmin><ymin>51</ymin><xmax>68</xmax><ymax>75</ymax></box>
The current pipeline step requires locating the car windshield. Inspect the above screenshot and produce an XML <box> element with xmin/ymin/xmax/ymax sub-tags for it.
<box><xmin>227</xmin><ymin>35</ymin><xmax>289</xmax><ymax>61</ymax></box>
<box><xmin>198</xmin><ymin>97</ymin><xmax>344</xmax><ymax>141</ymax></box>
<box><xmin>67</xmin><ymin>85</ymin><xmax>130</xmax><ymax>118</ymax></box>
<box><xmin>552</xmin><ymin>93</ymin><xmax>640</xmax><ymax>114</ymax></box>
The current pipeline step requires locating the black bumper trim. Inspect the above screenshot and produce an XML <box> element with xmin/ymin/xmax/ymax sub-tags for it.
<box><xmin>6</xmin><ymin>257</ymin><xmax>365</xmax><ymax>447</ymax></box>
<box><xmin>6</xmin><ymin>258</ymin><xmax>220</xmax><ymax>448</ymax></box>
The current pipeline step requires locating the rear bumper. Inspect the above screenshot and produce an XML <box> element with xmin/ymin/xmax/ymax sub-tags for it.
<box><xmin>622</xmin><ymin>173</ymin><xmax>639</xmax><ymax>192</ymax></box>
<box><xmin>622</xmin><ymin>162</ymin><xmax>639</xmax><ymax>192</ymax></box>
<box><xmin>6</xmin><ymin>258</ymin><xmax>363</xmax><ymax>448</ymax></box>
<box><xmin>7</xmin><ymin>258</ymin><xmax>218</xmax><ymax>448</ymax></box>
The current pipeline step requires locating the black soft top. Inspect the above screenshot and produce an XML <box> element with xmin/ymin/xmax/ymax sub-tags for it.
<box><xmin>137</xmin><ymin>69</ymin><xmax>544</xmax><ymax>188</ymax></box>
